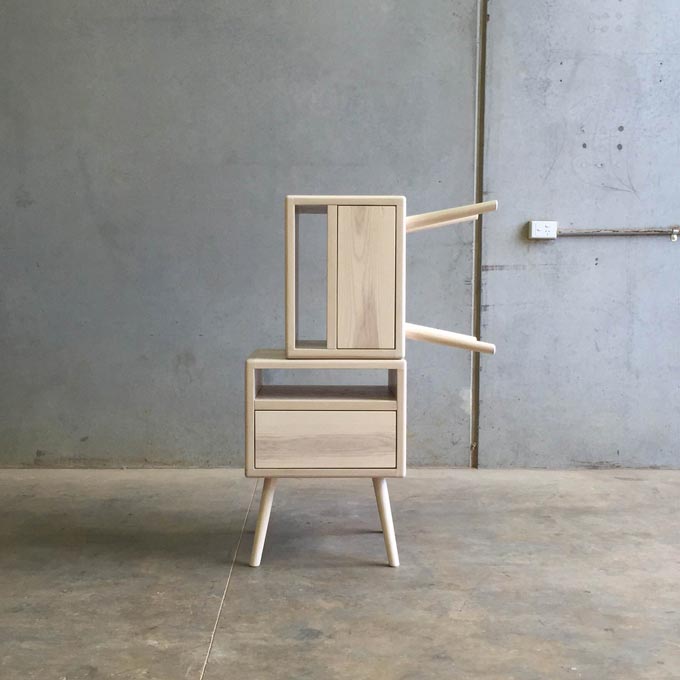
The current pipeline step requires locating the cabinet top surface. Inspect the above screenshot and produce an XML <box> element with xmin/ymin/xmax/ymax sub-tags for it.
<box><xmin>287</xmin><ymin>195</ymin><xmax>405</xmax><ymax>207</ymax></box>
<box><xmin>247</xmin><ymin>349</ymin><xmax>406</xmax><ymax>369</ymax></box>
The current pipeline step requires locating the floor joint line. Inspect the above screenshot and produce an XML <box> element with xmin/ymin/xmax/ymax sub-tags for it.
<box><xmin>198</xmin><ymin>478</ymin><xmax>258</xmax><ymax>680</ymax></box>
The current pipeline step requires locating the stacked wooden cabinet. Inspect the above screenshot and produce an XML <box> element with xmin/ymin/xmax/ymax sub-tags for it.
<box><xmin>246</xmin><ymin>195</ymin><xmax>497</xmax><ymax>567</ymax></box>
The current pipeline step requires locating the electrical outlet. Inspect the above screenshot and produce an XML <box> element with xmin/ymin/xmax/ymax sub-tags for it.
<box><xmin>528</xmin><ymin>220</ymin><xmax>558</xmax><ymax>239</ymax></box>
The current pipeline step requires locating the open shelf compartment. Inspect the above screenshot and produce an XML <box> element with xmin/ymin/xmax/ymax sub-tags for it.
<box><xmin>255</xmin><ymin>384</ymin><xmax>397</xmax><ymax>410</ymax></box>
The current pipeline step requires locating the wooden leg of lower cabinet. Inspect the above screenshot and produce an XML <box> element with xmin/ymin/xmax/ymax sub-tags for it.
<box><xmin>372</xmin><ymin>477</ymin><xmax>399</xmax><ymax>567</ymax></box>
<box><xmin>250</xmin><ymin>478</ymin><xmax>277</xmax><ymax>567</ymax></box>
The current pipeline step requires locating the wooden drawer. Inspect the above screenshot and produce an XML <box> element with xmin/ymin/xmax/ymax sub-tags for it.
<box><xmin>255</xmin><ymin>410</ymin><xmax>396</xmax><ymax>469</ymax></box>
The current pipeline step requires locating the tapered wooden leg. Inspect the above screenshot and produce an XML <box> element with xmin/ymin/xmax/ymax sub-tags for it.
<box><xmin>372</xmin><ymin>478</ymin><xmax>399</xmax><ymax>567</ymax></box>
<box><xmin>250</xmin><ymin>478</ymin><xmax>277</xmax><ymax>567</ymax></box>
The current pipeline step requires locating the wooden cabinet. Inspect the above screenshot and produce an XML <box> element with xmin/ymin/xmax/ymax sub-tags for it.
<box><xmin>247</xmin><ymin>194</ymin><xmax>499</xmax><ymax>567</ymax></box>
<box><xmin>245</xmin><ymin>350</ymin><xmax>406</xmax><ymax>478</ymax></box>
<box><xmin>285</xmin><ymin>196</ymin><xmax>405</xmax><ymax>359</ymax></box>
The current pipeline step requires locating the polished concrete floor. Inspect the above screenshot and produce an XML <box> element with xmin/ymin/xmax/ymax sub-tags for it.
<box><xmin>1</xmin><ymin>469</ymin><xmax>679</xmax><ymax>679</ymax></box>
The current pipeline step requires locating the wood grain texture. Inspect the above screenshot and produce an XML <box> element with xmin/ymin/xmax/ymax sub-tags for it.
<box><xmin>247</xmin><ymin>348</ymin><xmax>405</xmax><ymax>370</ymax></box>
<box><xmin>373</xmin><ymin>478</ymin><xmax>399</xmax><ymax>567</ymax></box>
<box><xmin>245</xmin><ymin>353</ymin><xmax>406</xmax><ymax>477</ymax></box>
<box><xmin>405</xmin><ymin>200</ymin><xmax>498</xmax><ymax>233</ymax></box>
<box><xmin>394</xmin><ymin>198</ymin><xmax>406</xmax><ymax>358</ymax></box>
<box><xmin>337</xmin><ymin>205</ymin><xmax>396</xmax><ymax>350</ymax></box>
<box><xmin>255</xmin><ymin>410</ymin><xmax>396</xmax><ymax>469</ymax></box>
<box><xmin>326</xmin><ymin>206</ymin><xmax>338</xmax><ymax>349</ymax></box>
<box><xmin>285</xmin><ymin>346</ymin><xmax>405</xmax><ymax>359</ymax></box>
<box><xmin>247</xmin><ymin>466</ymin><xmax>405</xmax><ymax>479</ymax></box>
<box><xmin>285</xmin><ymin>196</ymin><xmax>297</xmax><ymax>356</ymax></box>
<box><xmin>290</xmin><ymin>195</ymin><xmax>405</xmax><ymax>206</ymax></box>
<box><xmin>244</xmin><ymin>357</ymin><xmax>259</xmax><ymax>478</ymax></box>
<box><xmin>405</xmin><ymin>322</ymin><xmax>496</xmax><ymax>354</ymax></box>
<box><xmin>249</xmin><ymin>478</ymin><xmax>276</xmax><ymax>567</ymax></box>
<box><xmin>255</xmin><ymin>385</ymin><xmax>397</xmax><ymax>410</ymax></box>
<box><xmin>391</xmin><ymin>365</ymin><xmax>407</xmax><ymax>477</ymax></box>
<box><xmin>284</xmin><ymin>196</ymin><xmax>404</xmax><ymax>359</ymax></box>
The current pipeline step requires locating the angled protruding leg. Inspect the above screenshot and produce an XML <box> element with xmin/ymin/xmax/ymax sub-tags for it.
<box><xmin>250</xmin><ymin>478</ymin><xmax>277</xmax><ymax>567</ymax></box>
<box><xmin>372</xmin><ymin>478</ymin><xmax>399</xmax><ymax>567</ymax></box>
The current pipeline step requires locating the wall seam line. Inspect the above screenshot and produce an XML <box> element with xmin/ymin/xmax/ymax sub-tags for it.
<box><xmin>470</xmin><ymin>0</ymin><xmax>489</xmax><ymax>468</ymax></box>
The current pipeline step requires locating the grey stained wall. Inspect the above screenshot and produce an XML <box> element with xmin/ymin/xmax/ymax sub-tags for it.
<box><xmin>480</xmin><ymin>0</ymin><xmax>680</xmax><ymax>466</ymax></box>
<box><xmin>1</xmin><ymin>1</ymin><xmax>478</xmax><ymax>467</ymax></box>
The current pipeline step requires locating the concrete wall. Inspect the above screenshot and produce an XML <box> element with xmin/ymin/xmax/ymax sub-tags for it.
<box><xmin>1</xmin><ymin>1</ymin><xmax>478</xmax><ymax>467</ymax></box>
<box><xmin>480</xmin><ymin>0</ymin><xmax>680</xmax><ymax>466</ymax></box>
<box><xmin>4</xmin><ymin>1</ymin><xmax>676</xmax><ymax>469</ymax></box>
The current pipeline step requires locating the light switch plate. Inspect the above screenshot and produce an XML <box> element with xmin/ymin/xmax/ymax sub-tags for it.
<box><xmin>529</xmin><ymin>220</ymin><xmax>558</xmax><ymax>239</ymax></box>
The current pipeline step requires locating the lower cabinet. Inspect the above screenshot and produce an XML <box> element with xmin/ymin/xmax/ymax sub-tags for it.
<box><xmin>245</xmin><ymin>350</ymin><xmax>406</xmax><ymax>478</ymax></box>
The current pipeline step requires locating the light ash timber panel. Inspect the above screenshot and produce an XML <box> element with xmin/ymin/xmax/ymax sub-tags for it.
<box><xmin>245</xmin><ymin>350</ymin><xmax>406</xmax><ymax>477</ymax></box>
<box><xmin>337</xmin><ymin>205</ymin><xmax>397</xmax><ymax>350</ymax></box>
<box><xmin>255</xmin><ymin>385</ymin><xmax>397</xmax><ymax>410</ymax></box>
<box><xmin>326</xmin><ymin>205</ymin><xmax>338</xmax><ymax>349</ymax></box>
<box><xmin>254</xmin><ymin>410</ymin><xmax>397</xmax><ymax>469</ymax></box>
<box><xmin>285</xmin><ymin>197</ymin><xmax>405</xmax><ymax>359</ymax></box>
<box><xmin>247</xmin><ymin>348</ymin><xmax>405</xmax><ymax>369</ymax></box>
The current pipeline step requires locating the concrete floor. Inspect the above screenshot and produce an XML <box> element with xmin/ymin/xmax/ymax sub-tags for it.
<box><xmin>1</xmin><ymin>470</ymin><xmax>679</xmax><ymax>679</ymax></box>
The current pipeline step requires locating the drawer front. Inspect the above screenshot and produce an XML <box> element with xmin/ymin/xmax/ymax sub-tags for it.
<box><xmin>337</xmin><ymin>205</ymin><xmax>396</xmax><ymax>350</ymax></box>
<box><xmin>255</xmin><ymin>410</ymin><xmax>396</xmax><ymax>469</ymax></box>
